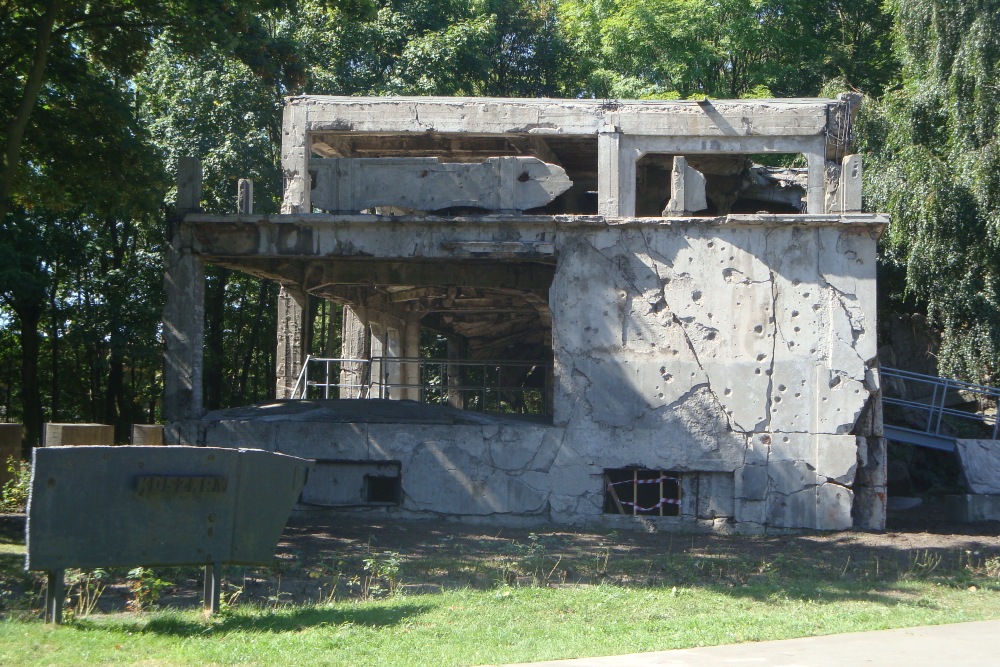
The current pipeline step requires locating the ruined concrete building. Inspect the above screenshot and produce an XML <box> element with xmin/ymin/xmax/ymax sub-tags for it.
<box><xmin>164</xmin><ymin>95</ymin><xmax>887</xmax><ymax>533</ymax></box>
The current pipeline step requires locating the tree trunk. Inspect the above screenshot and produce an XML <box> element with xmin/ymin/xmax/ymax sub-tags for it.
<box><xmin>0</xmin><ymin>0</ymin><xmax>61</xmax><ymax>224</ymax></box>
<box><xmin>15</xmin><ymin>302</ymin><xmax>43</xmax><ymax>449</ymax></box>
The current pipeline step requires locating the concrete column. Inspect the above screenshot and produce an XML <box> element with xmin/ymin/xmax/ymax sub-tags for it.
<box><xmin>804</xmin><ymin>145</ymin><xmax>826</xmax><ymax>214</ymax></box>
<box><xmin>447</xmin><ymin>337</ymin><xmax>466</xmax><ymax>410</ymax></box>
<box><xmin>340</xmin><ymin>305</ymin><xmax>369</xmax><ymax>398</ymax></box>
<box><xmin>275</xmin><ymin>286</ymin><xmax>308</xmax><ymax>399</ymax></box>
<box><xmin>163</xmin><ymin>161</ymin><xmax>205</xmax><ymax>422</ymax></box>
<box><xmin>838</xmin><ymin>154</ymin><xmax>863</xmax><ymax>213</ymax></box>
<box><xmin>598</xmin><ymin>128</ymin><xmax>637</xmax><ymax>218</ymax></box>
<box><xmin>281</xmin><ymin>102</ymin><xmax>310</xmax><ymax>213</ymax></box>
<box><xmin>403</xmin><ymin>318</ymin><xmax>422</xmax><ymax>401</ymax></box>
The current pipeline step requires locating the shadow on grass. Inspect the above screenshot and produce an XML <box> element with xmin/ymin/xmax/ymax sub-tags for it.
<box><xmin>70</xmin><ymin>600</ymin><xmax>434</xmax><ymax>636</ymax></box>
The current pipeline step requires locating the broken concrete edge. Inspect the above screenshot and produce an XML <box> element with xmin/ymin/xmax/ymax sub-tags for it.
<box><xmin>182</xmin><ymin>212</ymin><xmax>889</xmax><ymax>228</ymax></box>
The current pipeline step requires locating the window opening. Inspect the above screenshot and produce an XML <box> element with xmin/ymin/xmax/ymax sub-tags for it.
<box><xmin>365</xmin><ymin>475</ymin><xmax>402</xmax><ymax>504</ymax></box>
<box><xmin>603</xmin><ymin>468</ymin><xmax>681</xmax><ymax>516</ymax></box>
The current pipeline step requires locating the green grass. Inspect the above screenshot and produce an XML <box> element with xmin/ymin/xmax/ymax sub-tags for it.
<box><xmin>2</xmin><ymin>579</ymin><xmax>999</xmax><ymax>666</ymax></box>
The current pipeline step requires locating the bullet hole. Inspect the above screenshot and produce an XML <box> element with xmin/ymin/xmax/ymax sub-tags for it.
<box><xmin>791</xmin><ymin>310</ymin><xmax>799</xmax><ymax>317</ymax></box>
<box><xmin>664</xmin><ymin>374</ymin><xmax>673</xmax><ymax>382</ymax></box>
<box><xmin>660</xmin><ymin>366</ymin><xmax>666</xmax><ymax>374</ymax></box>
<box><xmin>829</xmin><ymin>375</ymin><xmax>842</xmax><ymax>388</ymax></box>
<box><xmin>774</xmin><ymin>396</ymin><xmax>782</xmax><ymax>403</ymax></box>
<box><xmin>765</xmin><ymin>369</ymin><xmax>772</xmax><ymax>376</ymax></box>
<box><xmin>754</xmin><ymin>324</ymin><xmax>764</xmax><ymax>334</ymax></box>
<box><xmin>778</xmin><ymin>384</ymin><xmax>786</xmax><ymax>392</ymax></box>
<box><xmin>755</xmin><ymin>368</ymin><xmax>762</xmax><ymax>375</ymax></box>
<box><xmin>761</xmin><ymin>435</ymin><xmax>771</xmax><ymax>445</ymax></box>
<box><xmin>782</xmin><ymin>436</ymin><xmax>790</xmax><ymax>443</ymax></box>
<box><xmin>706</xmin><ymin>331</ymin><xmax>717</xmax><ymax>340</ymax></box>
<box><xmin>707</xmin><ymin>241</ymin><xmax>715</xmax><ymax>248</ymax></box>
<box><xmin>657</xmin><ymin>392</ymin><xmax>664</xmax><ymax>398</ymax></box>
<box><xmin>724</xmin><ymin>388</ymin><xmax>732</xmax><ymax>396</ymax></box>
<box><xmin>692</xmin><ymin>290</ymin><xmax>702</xmax><ymax>302</ymax></box>
<box><xmin>794</xmin><ymin>392</ymin><xmax>801</xmax><ymax>398</ymax></box>
<box><xmin>517</xmin><ymin>171</ymin><xmax>530</xmax><ymax>182</ymax></box>
<box><xmin>757</xmin><ymin>353</ymin><xmax>767</xmax><ymax>361</ymax></box>
<box><xmin>792</xmin><ymin>279</ymin><xmax>801</xmax><ymax>286</ymax></box>
<box><xmin>794</xmin><ymin>326</ymin><xmax>801</xmax><ymax>333</ymax></box>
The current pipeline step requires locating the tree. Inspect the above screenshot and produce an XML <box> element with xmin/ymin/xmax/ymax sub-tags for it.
<box><xmin>859</xmin><ymin>0</ymin><xmax>1000</xmax><ymax>384</ymax></box>
<box><xmin>557</xmin><ymin>0</ymin><xmax>896</xmax><ymax>99</ymax></box>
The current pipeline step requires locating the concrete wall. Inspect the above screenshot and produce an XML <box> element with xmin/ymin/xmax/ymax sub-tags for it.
<box><xmin>171</xmin><ymin>216</ymin><xmax>878</xmax><ymax>533</ymax></box>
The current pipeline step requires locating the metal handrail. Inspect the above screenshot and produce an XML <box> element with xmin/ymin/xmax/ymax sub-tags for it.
<box><xmin>291</xmin><ymin>355</ymin><xmax>371</xmax><ymax>399</ymax></box>
<box><xmin>881</xmin><ymin>366</ymin><xmax>1000</xmax><ymax>440</ymax></box>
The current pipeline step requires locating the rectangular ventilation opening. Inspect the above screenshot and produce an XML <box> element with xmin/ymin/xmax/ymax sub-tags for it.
<box><xmin>604</xmin><ymin>468</ymin><xmax>681</xmax><ymax>516</ymax></box>
<box><xmin>365</xmin><ymin>475</ymin><xmax>401</xmax><ymax>504</ymax></box>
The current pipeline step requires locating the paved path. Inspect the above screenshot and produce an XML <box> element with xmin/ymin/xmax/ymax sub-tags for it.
<box><xmin>493</xmin><ymin>621</ymin><xmax>1000</xmax><ymax>666</ymax></box>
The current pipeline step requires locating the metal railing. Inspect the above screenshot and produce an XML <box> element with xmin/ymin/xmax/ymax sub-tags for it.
<box><xmin>881</xmin><ymin>366</ymin><xmax>1000</xmax><ymax>441</ymax></box>
<box><xmin>291</xmin><ymin>356</ymin><xmax>370</xmax><ymax>399</ymax></box>
<box><xmin>291</xmin><ymin>355</ymin><xmax>551</xmax><ymax>415</ymax></box>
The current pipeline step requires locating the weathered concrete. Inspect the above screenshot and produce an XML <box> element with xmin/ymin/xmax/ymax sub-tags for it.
<box><xmin>663</xmin><ymin>157</ymin><xmax>707</xmax><ymax>216</ymax></box>
<box><xmin>311</xmin><ymin>157</ymin><xmax>571</xmax><ymax>213</ymax></box>
<box><xmin>946</xmin><ymin>493</ymin><xmax>1000</xmax><ymax>522</ymax></box>
<box><xmin>44</xmin><ymin>423</ymin><xmax>115</xmax><ymax>446</ymax></box>
<box><xmin>955</xmin><ymin>438</ymin><xmax>1000</xmax><ymax>494</ymax></box>
<box><xmin>164</xmin><ymin>96</ymin><xmax>886</xmax><ymax>532</ymax></box>
<box><xmin>131</xmin><ymin>424</ymin><xmax>164</xmax><ymax>446</ymax></box>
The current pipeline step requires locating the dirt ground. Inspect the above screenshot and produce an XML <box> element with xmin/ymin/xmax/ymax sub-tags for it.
<box><xmin>3</xmin><ymin>504</ymin><xmax>1000</xmax><ymax>614</ymax></box>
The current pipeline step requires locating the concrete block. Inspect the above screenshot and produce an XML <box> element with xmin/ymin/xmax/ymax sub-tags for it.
<box><xmin>946</xmin><ymin>494</ymin><xmax>1000</xmax><ymax>522</ymax></box>
<box><xmin>768</xmin><ymin>459</ymin><xmax>817</xmax><ymax>496</ymax></box>
<box><xmin>663</xmin><ymin>156</ymin><xmax>707</xmax><ymax>216</ymax></box>
<box><xmin>696</xmin><ymin>472</ymin><xmax>735</xmax><ymax>518</ymax></box>
<box><xmin>816</xmin><ymin>482</ymin><xmax>853</xmax><ymax>530</ymax></box>
<box><xmin>44</xmin><ymin>423</ymin><xmax>114</xmax><ymax>447</ymax></box>
<box><xmin>767</xmin><ymin>487</ymin><xmax>816</xmax><ymax>528</ymax></box>
<box><xmin>273</xmin><ymin>422</ymin><xmax>367</xmax><ymax>459</ymax></box>
<box><xmin>955</xmin><ymin>439</ymin><xmax>1000</xmax><ymax>494</ymax></box>
<box><xmin>311</xmin><ymin>157</ymin><xmax>572</xmax><ymax>213</ymax></box>
<box><xmin>204</xmin><ymin>420</ymin><xmax>276</xmax><ymax>451</ymax></box>
<box><xmin>131</xmin><ymin>425</ymin><xmax>164</xmax><ymax>446</ymax></box>
<box><xmin>816</xmin><ymin>434</ymin><xmax>859</xmax><ymax>484</ymax></box>
<box><xmin>735</xmin><ymin>499</ymin><xmax>767</xmax><ymax>524</ymax></box>
<box><xmin>737</xmin><ymin>464</ymin><xmax>769</xmax><ymax>501</ymax></box>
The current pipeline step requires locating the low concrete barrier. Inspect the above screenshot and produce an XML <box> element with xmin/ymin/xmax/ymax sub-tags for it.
<box><xmin>44</xmin><ymin>423</ymin><xmax>114</xmax><ymax>446</ymax></box>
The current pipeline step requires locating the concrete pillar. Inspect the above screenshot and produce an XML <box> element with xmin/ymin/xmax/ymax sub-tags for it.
<box><xmin>447</xmin><ymin>337</ymin><xmax>466</xmax><ymax>410</ymax></box>
<box><xmin>163</xmin><ymin>158</ymin><xmax>205</xmax><ymax>422</ymax></box>
<box><xmin>838</xmin><ymin>154</ymin><xmax>863</xmax><ymax>212</ymax></box>
<box><xmin>805</xmin><ymin>147</ymin><xmax>826</xmax><ymax>214</ymax></box>
<box><xmin>237</xmin><ymin>179</ymin><xmax>254</xmax><ymax>214</ymax></box>
<box><xmin>340</xmin><ymin>304</ymin><xmax>369</xmax><ymax>398</ymax></box>
<box><xmin>663</xmin><ymin>156</ymin><xmax>707</xmax><ymax>217</ymax></box>
<box><xmin>44</xmin><ymin>423</ymin><xmax>114</xmax><ymax>446</ymax></box>
<box><xmin>132</xmin><ymin>424</ymin><xmax>164</xmax><ymax>446</ymax></box>
<box><xmin>598</xmin><ymin>128</ymin><xmax>637</xmax><ymax>218</ymax></box>
<box><xmin>403</xmin><ymin>318</ymin><xmax>422</xmax><ymax>401</ymax></box>
<box><xmin>276</xmin><ymin>286</ymin><xmax>309</xmax><ymax>399</ymax></box>
<box><xmin>281</xmin><ymin>102</ymin><xmax>310</xmax><ymax>213</ymax></box>
<box><xmin>0</xmin><ymin>424</ymin><xmax>23</xmax><ymax>488</ymax></box>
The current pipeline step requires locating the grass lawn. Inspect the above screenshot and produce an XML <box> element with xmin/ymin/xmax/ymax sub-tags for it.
<box><xmin>2</xmin><ymin>582</ymin><xmax>999</xmax><ymax>666</ymax></box>
<box><xmin>2</xmin><ymin>515</ymin><xmax>1000</xmax><ymax>666</ymax></box>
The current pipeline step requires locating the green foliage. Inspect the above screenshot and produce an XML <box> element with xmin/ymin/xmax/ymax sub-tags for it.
<box><xmin>858</xmin><ymin>0</ymin><xmax>1000</xmax><ymax>384</ymax></box>
<box><xmin>126</xmin><ymin>567</ymin><xmax>174</xmax><ymax>612</ymax></box>
<box><xmin>0</xmin><ymin>457</ymin><xmax>30</xmax><ymax>513</ymax></box>
<box><xmin>558</xmin><ymin>0</ymin><xmax>897</xmax><ymax>99</ymax></box>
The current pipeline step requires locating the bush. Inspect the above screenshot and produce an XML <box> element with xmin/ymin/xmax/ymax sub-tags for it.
<box><xmin>1</xmin><ymin>457</ymin><xmax>30</xmax><ymax>513</ymax></box>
